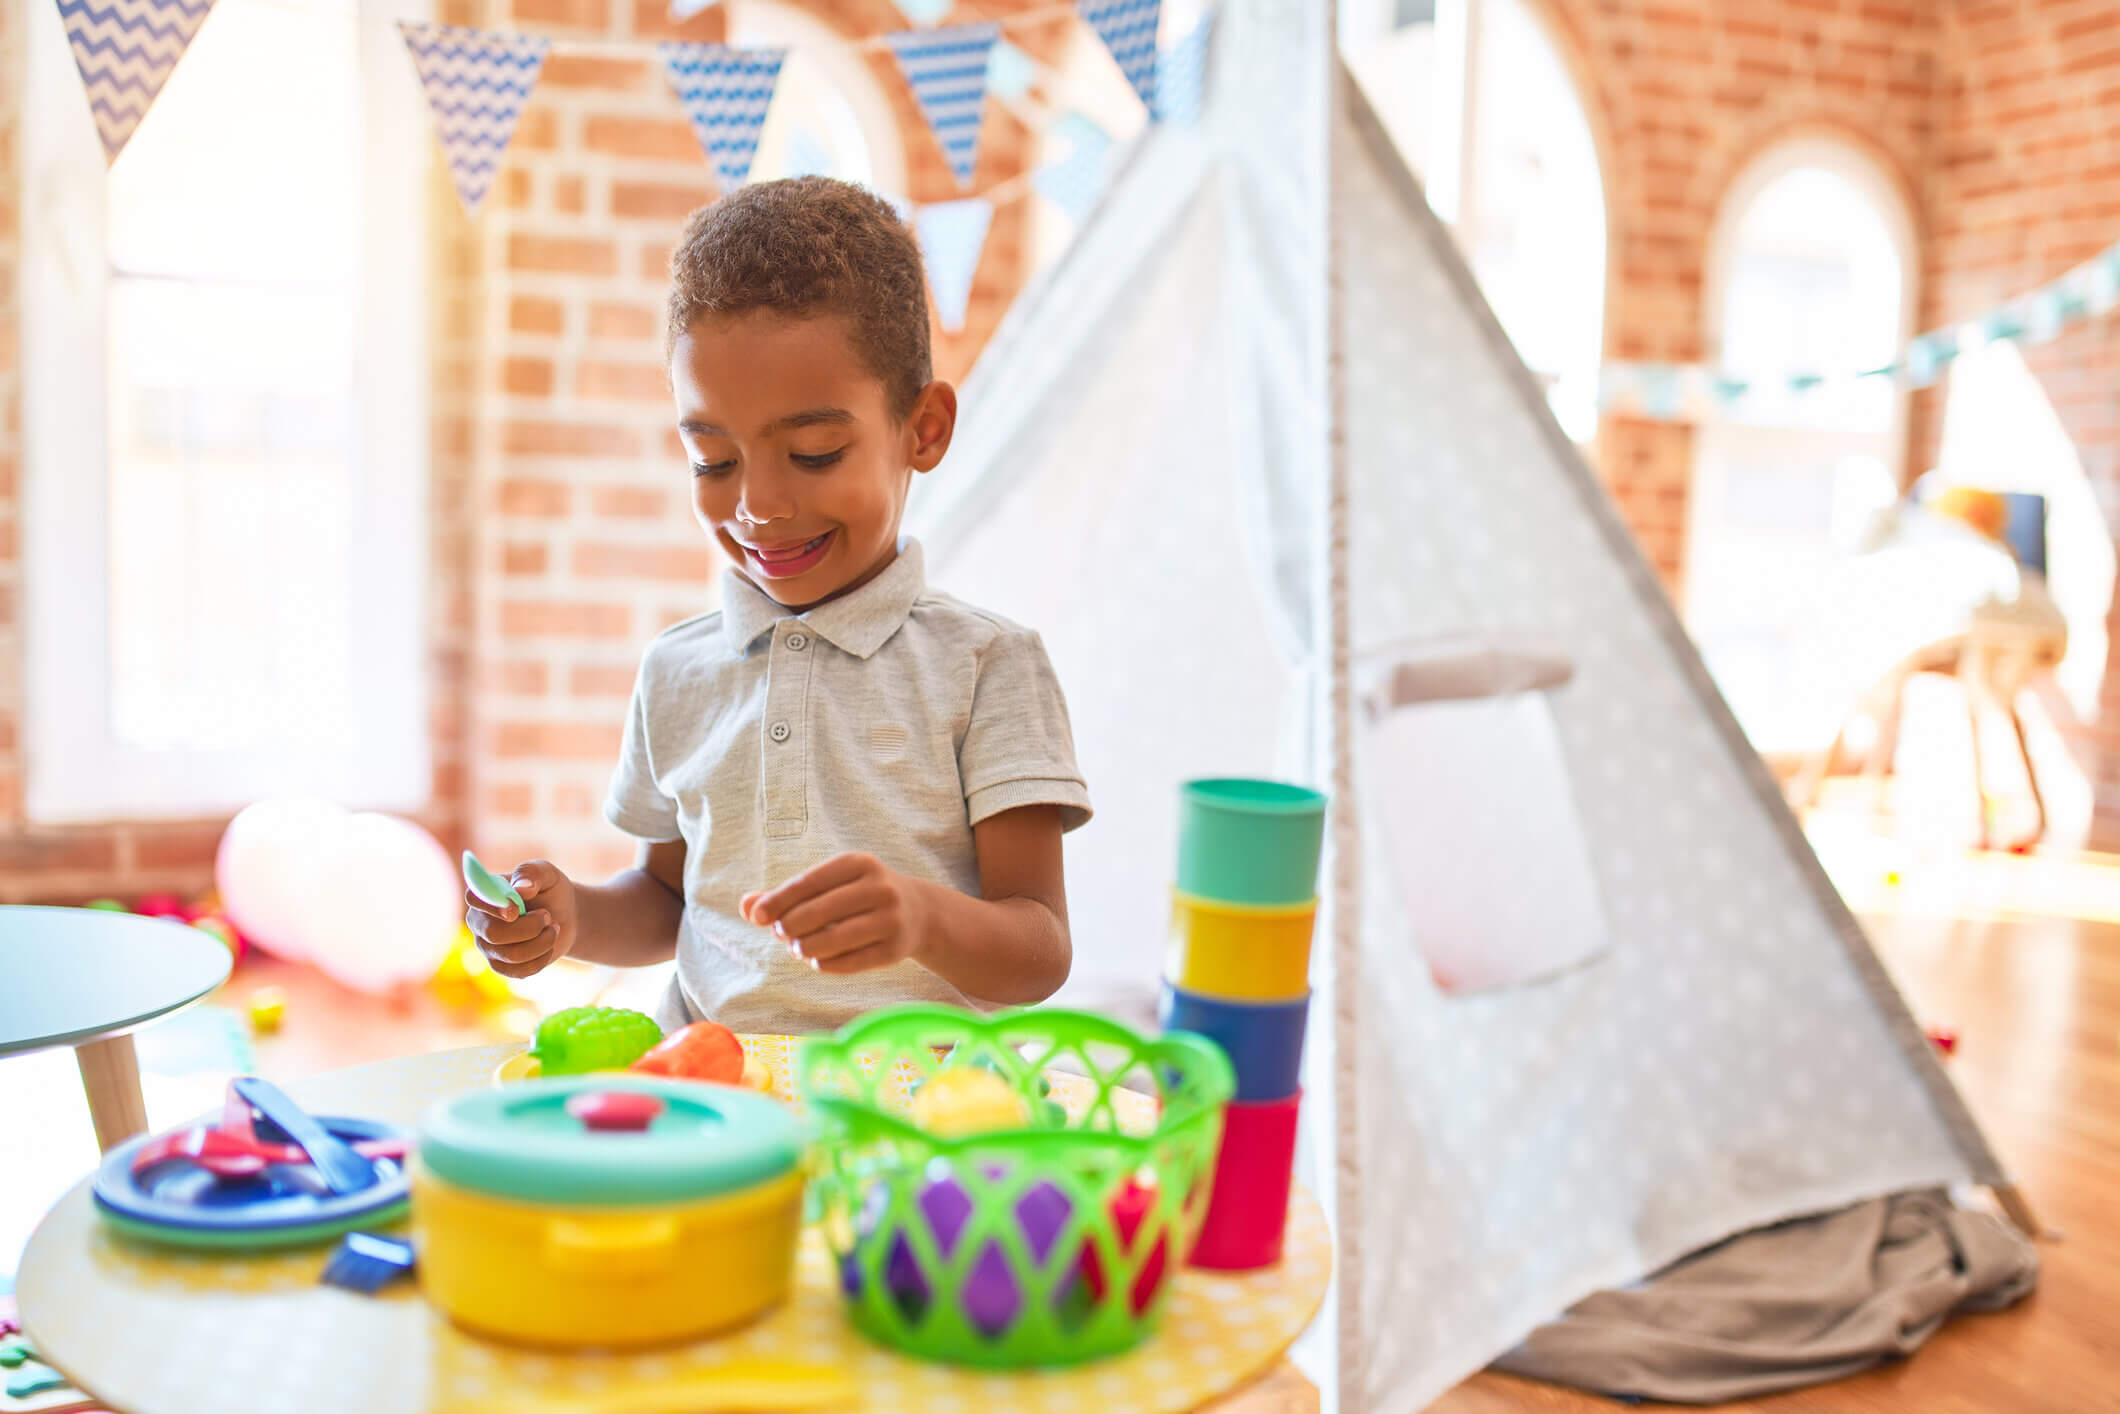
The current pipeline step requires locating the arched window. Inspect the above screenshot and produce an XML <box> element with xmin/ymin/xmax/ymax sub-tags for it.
<box><xmin>727</xmin><ymin>0</ymin><xmax>906</xmax><ymax>196</ymax></box>
<box><xmin>1341</xmin><ymin>0</ymin><xmax>1608</xmax><ymax>440</ymax></box>
<box><xmin>1688</xmin><ymin>138</ymin><xmax>1916</xmax><ymax>756</ymax></box>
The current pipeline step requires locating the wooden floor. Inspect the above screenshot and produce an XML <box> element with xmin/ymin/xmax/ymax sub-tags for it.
<box><xmin>1430</xmin><ymin>900</ymin><xmax>2120</xmax><ymax>1412</ymax></box>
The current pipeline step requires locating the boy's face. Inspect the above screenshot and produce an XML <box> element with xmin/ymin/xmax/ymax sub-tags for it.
<box><xmin>672</xmin><ymin>311</ymin><xmax>955</xmax><ymax>610</ymax></box>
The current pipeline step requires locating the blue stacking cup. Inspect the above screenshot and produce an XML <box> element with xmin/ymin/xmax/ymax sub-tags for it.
<box><xmin>1158</xmin><ymin>984</ymin><xmax>1309</xmax><ymax>1102</ymax></box>
<box><xmin>1175</xmin><ymin>779</ymin><xmax>1328</xmax><ymax>907</ymax></box>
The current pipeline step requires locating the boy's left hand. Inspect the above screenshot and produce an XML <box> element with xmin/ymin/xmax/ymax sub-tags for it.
<box><xmin>742</xmin><ymin>852</ymin><xmax>930</xmax><ymax>975</ymax></box>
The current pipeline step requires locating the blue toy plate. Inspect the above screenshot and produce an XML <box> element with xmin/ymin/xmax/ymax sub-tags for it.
<box><xmin>93</xmin><ymin>1115</ymin><xmax>411</xmax><ymax>1249</ymax></box>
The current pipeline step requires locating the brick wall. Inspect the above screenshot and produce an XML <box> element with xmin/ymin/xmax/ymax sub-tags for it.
<box><xmin>1914</xmin><ymin>0</ymin><xmax>2120</xmax><ymax>838</ymax></box>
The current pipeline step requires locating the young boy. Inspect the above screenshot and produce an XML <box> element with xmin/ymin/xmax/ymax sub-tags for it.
<box><xmin>464</xmin><ymin>178</ymin><xmax>1092</xmax><ymax>1035</ymax></box>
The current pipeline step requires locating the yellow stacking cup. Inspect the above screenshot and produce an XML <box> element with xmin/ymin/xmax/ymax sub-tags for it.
<box><xmin>1165</xmin><ymin>891</ymin><xmax>1318</xmax><ymax>1001</ymax></box>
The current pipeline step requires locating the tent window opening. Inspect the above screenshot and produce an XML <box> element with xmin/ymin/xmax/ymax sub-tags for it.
<box><xmin>1341</xmin><ymin>0</ymin><xmax>1608</xmax><ymax>442</ymax></box>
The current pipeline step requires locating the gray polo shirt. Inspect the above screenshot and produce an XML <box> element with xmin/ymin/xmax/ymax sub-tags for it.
<box><xmin>603</xmin><ymin>539</ymin><xmax>1092</xmax><ymax>1035</ymax></box>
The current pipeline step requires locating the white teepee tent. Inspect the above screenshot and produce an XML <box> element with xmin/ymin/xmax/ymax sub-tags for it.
<box><xmin>906</xmin><ymin>3</ymin><xmax>2025</xmax><ymax>1409</ymax></box>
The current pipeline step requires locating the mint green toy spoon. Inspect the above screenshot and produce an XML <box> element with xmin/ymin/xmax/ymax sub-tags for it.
<box><xmin>461</xmin><ymin>850</ymin><xmax>524</xmax><ymax>913</ymax></box>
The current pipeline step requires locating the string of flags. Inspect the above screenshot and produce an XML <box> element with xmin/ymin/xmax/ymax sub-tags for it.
<box><xmin>1599</xmin><ymin>239</ymin><xmax>2120</xmax><ymax>421</ymax></box>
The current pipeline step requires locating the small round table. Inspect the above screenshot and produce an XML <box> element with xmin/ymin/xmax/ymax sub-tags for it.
<box><xmin>0</xmin><ymin>906</ymin><xmax>232</xmax><ymax>1151</ymax></box>
<box><xmin>19</xmin><ymin>1041</ymin><xmax>1330</xmax><ymax>1414</ymax></box>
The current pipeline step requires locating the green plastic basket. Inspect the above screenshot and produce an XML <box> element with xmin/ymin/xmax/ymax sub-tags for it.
<box><xmin>798</xmin><ymin>1005</ymin><xmax>1234</xmax><ymax>1369</ymax></box>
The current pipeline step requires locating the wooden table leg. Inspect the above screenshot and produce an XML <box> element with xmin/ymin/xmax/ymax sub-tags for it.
<box><xmin>74</xmin><ymin>1033</ymin><xmax>149</xmax><ymax>1152</ymax></box>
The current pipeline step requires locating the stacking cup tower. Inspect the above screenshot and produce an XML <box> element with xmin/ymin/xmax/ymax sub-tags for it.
<box><xmin>1159</xmin><ymin>778</ymin><xmax>1328</xmax><ymax>1271</ymax></box>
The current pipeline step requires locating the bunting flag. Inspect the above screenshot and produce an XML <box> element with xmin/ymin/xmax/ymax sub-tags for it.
<box><xmin>659</xmin><ymin>43</ymin><xmax>788</xmax><ymax>190</ymax></box>
<box><xmin>398</xmin><ymin>23</ymin><xmax>551</xmax><ymax>216</ymax></box>
<box><xmin>1079</xmin><ymin>0</ymin><xmax>1161</xmax><ymax>109</ymax></box>
<box><xmin>1032</xmin><ymin>112</ymin><xmax>1114</xmax><ymax>225</ymax></box>
<box><xmin>1153</xmin><ymin>7</ymin><xmax>1214</xmax><ymax>124</ymax></box>
<box><xmin>57</xmin><ymin>0</ymin><xmax>219</xmax><ymax>164</ymax></box>
<box><xmin>986</xmin><ymin>37</ymin><xmax>1036</xmax><ymax>102</ymax></box>
<box><xmin>916</xmin><ymin>198</ymin><xmax>994</xmax><ymax>333</ymax></box>
<box><xmin>887</xmin><ymin>22</ymin><xmax>1000</xmax><ymax>190</ymax></box>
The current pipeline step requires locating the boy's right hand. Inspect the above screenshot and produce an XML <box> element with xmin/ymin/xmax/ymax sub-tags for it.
<box><xmin>464</xmin><ymin>859</ymin><xmax>579</xmax><ymax>979</ymax></box>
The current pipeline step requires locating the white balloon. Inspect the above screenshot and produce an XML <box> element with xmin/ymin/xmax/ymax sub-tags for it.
<box><xmin>215</xmin><ymin>797</ymin><xmax>345</xmax><ymax>962</ymax></box>
<box><xmin>306</xmin><ymin>812</ymin><xmax>462</xmax><ymax>995</ymax></box>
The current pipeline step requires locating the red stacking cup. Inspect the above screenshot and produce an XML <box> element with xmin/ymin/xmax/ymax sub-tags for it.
<box><xmin>1188</xmin><ymin>1090</ymin><xmax>1301</xmax><ymax>1271</ymax></box>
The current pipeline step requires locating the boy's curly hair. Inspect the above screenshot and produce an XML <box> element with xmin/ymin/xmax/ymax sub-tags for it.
<box><xmin>666</xmin><ymin>177</ymin><xmax>932</xmax><ymax>420</ymax></box>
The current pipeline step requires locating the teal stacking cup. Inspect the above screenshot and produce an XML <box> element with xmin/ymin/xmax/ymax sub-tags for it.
<box><xmin>1175</xmin><ymin>779</ymin><xmax>1328</xmax><ymax>906</ymax></box>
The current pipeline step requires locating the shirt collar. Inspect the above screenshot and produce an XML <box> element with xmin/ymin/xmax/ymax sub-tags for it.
<box><xmin>719</xmin><ymin>538</ymin><xmax>926</xmax><ymax>660</ymax></box>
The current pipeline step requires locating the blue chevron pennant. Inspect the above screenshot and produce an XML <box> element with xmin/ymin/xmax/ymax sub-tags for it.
<box><xmin>886</xmin><ymin>22</ymin><xmax>1000</xmax><ymax>190</ymax></box>
<box><xmin>658</xmin><ymin>43</ymin><xmax>787</xmax><ymax>190</ymax></box>
<box><xmin>915</xmin><ymin>197</ymin><xmax>993</xmax><ymax>333</ymax></box>
<box><xmin>1153</xmin><ymin>7</ymin><xmax>1214</xmax><ymax>124</ymax></box>
<box><xmin>57</xmin><ymin>0</ymin><xmax>218</xmax><ymax>164</ymax></box>
<box><xmin>398</xmin><ymin>23</ymin><xmax>550</xmax><ymax>216</ymax></box>
<box><xmin>1079</xmin><ymin>0</ymin><xmax>1160</xmax><ymax>109</ymax></box>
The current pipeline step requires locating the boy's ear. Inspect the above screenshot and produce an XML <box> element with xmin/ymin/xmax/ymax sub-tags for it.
<box><xmin>906</xmin><ymin>380</ymin><xmax>958</xmax><ymax>473</ymax></box>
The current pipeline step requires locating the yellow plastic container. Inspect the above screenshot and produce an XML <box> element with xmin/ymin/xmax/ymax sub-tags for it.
<box><xmin>412</xmin><ymin>1075</ymin><xmax>808</xmax><ymax>1349</ymax></box>
<box><xmin>1165</xmin><ymin>891</ymin><xmax>1317</xmax><ymax>1001</ymax></box>
<box><xmin>411</xmin><ymin>1162</ymin><xmax>805</xmax><ymax>1349</ymax></box>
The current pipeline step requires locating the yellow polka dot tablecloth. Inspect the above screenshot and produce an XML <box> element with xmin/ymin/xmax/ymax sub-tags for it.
<box><xmin>18</xmin><ymin>1041</ymin><xmax>1330</xmax><ymax>1414</ymax></box>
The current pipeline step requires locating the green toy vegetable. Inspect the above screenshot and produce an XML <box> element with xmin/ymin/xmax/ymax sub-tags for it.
<box><xmin>528</xmin><ymin>1006</ymin><xmax>663</xmax><ymax>1076</ymax></box>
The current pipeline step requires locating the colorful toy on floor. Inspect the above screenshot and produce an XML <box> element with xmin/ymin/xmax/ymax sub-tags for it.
<box><xmin>215</xmin><ymin>798</ymin><xmax>460</xmax><ymax>992</ymax></box>
<box><xmin>92</xmin><ymin>1078</ymin><xmax>410</xmax><ymax>1249</ymax></box>
<box><xmin>802</xmin><ymin>1005</ymin><xmax>1232</xmax><ymax>1369</ymax></box>
<box><xmin>1160</xmin><ymin>777</ymin><xmax>1325</xmax><ymax>1273</ymax></box>
<box><xmin>248</xmin><ymin>986</ymin><xmax>287</xmax><ymax>1035</ymax></box>
<box><xmin>429</xmin><ymin>926</ymin><xmax>517</xmax><ymax>1013</ymax></box>
<box><xmin>528</xmin><ymin>1006</ymin><xmax>663</xmax><ymax>1076</ymax></box>
<box><xmin>412</xmin><ymin>1074</ymin><xmax>809</xmax><ymax>1348</ymax></box>
<box><xmin>631</xmin><ymin>1020</ymin><xmax>747</xmax><ymax>1084</ymax></box>
<box><xmin>319</xmin><ymin>1231</ymin><xmax>417</xmax><ymax>1293</ymax></box>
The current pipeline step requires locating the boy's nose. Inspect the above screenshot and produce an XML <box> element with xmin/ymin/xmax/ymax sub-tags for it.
<box><xmin>735</xmin><ymin>468</ymin><xmax>797</xmax><ymax>526</ymax></box>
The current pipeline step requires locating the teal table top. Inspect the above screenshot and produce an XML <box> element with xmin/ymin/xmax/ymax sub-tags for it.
<box><xmin>0</xmin><ymin>906</ymin><xmax>231</xmax><ymax>1056</ymax></box>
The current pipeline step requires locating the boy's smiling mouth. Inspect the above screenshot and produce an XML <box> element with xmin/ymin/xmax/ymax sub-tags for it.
<box><xmin>739</xmin><ymin>530</ymin><xmax>836</xmax><ymax>580</ymax></box>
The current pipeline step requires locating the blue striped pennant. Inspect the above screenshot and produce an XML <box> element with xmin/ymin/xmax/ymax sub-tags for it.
<box><xmin>658</xmin><ymin>43</ymin><xmax>787</xmax><ymax>191</ymax></box>
<box><xmin>886</xmin><ymin>22</ymin><xmax>1000</xmax><ymax>190</ymax></box>
<box><xmin>398</xmin><ymin>22</ymin><xmax>550</xmax><ymax>216</ymax></box>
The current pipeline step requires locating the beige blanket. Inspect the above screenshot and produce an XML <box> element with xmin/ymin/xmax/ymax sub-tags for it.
<box><xmin>1490</xmin><ymin>1191</ymin><xmax>2039</xmax><ymax>1404</ymax></box>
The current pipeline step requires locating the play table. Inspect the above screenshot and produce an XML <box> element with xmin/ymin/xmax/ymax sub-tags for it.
<box><xmin>0</xmin><ymin>906</ymin><xmax>232</xmax><ymax>1151</ymax></box>
<box><xmin>18</xmin><ymin>1039</ymin><xmax>1330</xmax><ymax>1414</ymax></box>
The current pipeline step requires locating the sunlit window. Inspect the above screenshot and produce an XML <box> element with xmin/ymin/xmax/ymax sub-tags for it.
<box><xmin>1688</xmin><ymin>142</ymin><xmax>1915</xmax><ymax>754</ymax></box>
<box><xmin>728</xmin><ymin>1</ymin><xmax>902</xmax><ymax>195</ymax></box>
<box><xmin>1342</xmin><ymin>0</ymin><xmax>1607</xmax><ymax>440</ymax></box>
<box><xmin>24</xmin><ymin>0</ymin><xmax>429</xmax><ymax>819</ymax></box>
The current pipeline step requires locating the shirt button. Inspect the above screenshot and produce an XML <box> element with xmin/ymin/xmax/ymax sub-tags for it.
<box><xmin>785</xmin><ymin>632</ymin><xmax>809</xmax><ymax>652</ymax></box>
<box><xmin>769</xmin><ymin>721</ymin><xmax>791</xmax><ymax>742</ymax></box>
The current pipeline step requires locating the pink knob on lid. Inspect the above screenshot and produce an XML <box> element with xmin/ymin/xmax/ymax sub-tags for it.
<box><xmin>565</xmin><ymin>1089</ymin><xmax>665</xmax><ymax>1133</ymax></box>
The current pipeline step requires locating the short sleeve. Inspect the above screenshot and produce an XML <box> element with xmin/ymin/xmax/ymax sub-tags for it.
<box><xmin>958</xmin><ymin>628</ymin><xmax>1093</xmax><ymax>832</ymax></box>
<box><xmin>603</xmin><ymin>663</ymin><xmax>683</xmax><ymax>842</ymax></box>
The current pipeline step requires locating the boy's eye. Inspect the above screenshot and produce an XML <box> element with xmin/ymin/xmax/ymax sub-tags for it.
<box><xmin>691</xmin><ymin>460</ymin><xmax>736</xmax><ymax>477</ymax></box>
<box><xmin>793</xmin><ymin>448</ymin><xmax>847</xmax><ymax>470</ymax></box>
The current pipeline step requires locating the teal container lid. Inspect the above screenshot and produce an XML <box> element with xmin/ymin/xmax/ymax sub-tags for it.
<box><xmin>419</xmin><ymin>1074</ymin><xmax>807</xmax><ymax>1207</ymax></box>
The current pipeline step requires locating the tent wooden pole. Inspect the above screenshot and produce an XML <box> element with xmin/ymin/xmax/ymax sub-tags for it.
<box><xmin>1995</xmin><ymin>1184</ymin><xmax>2045</xmax><ymax>1240</ymax></box>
